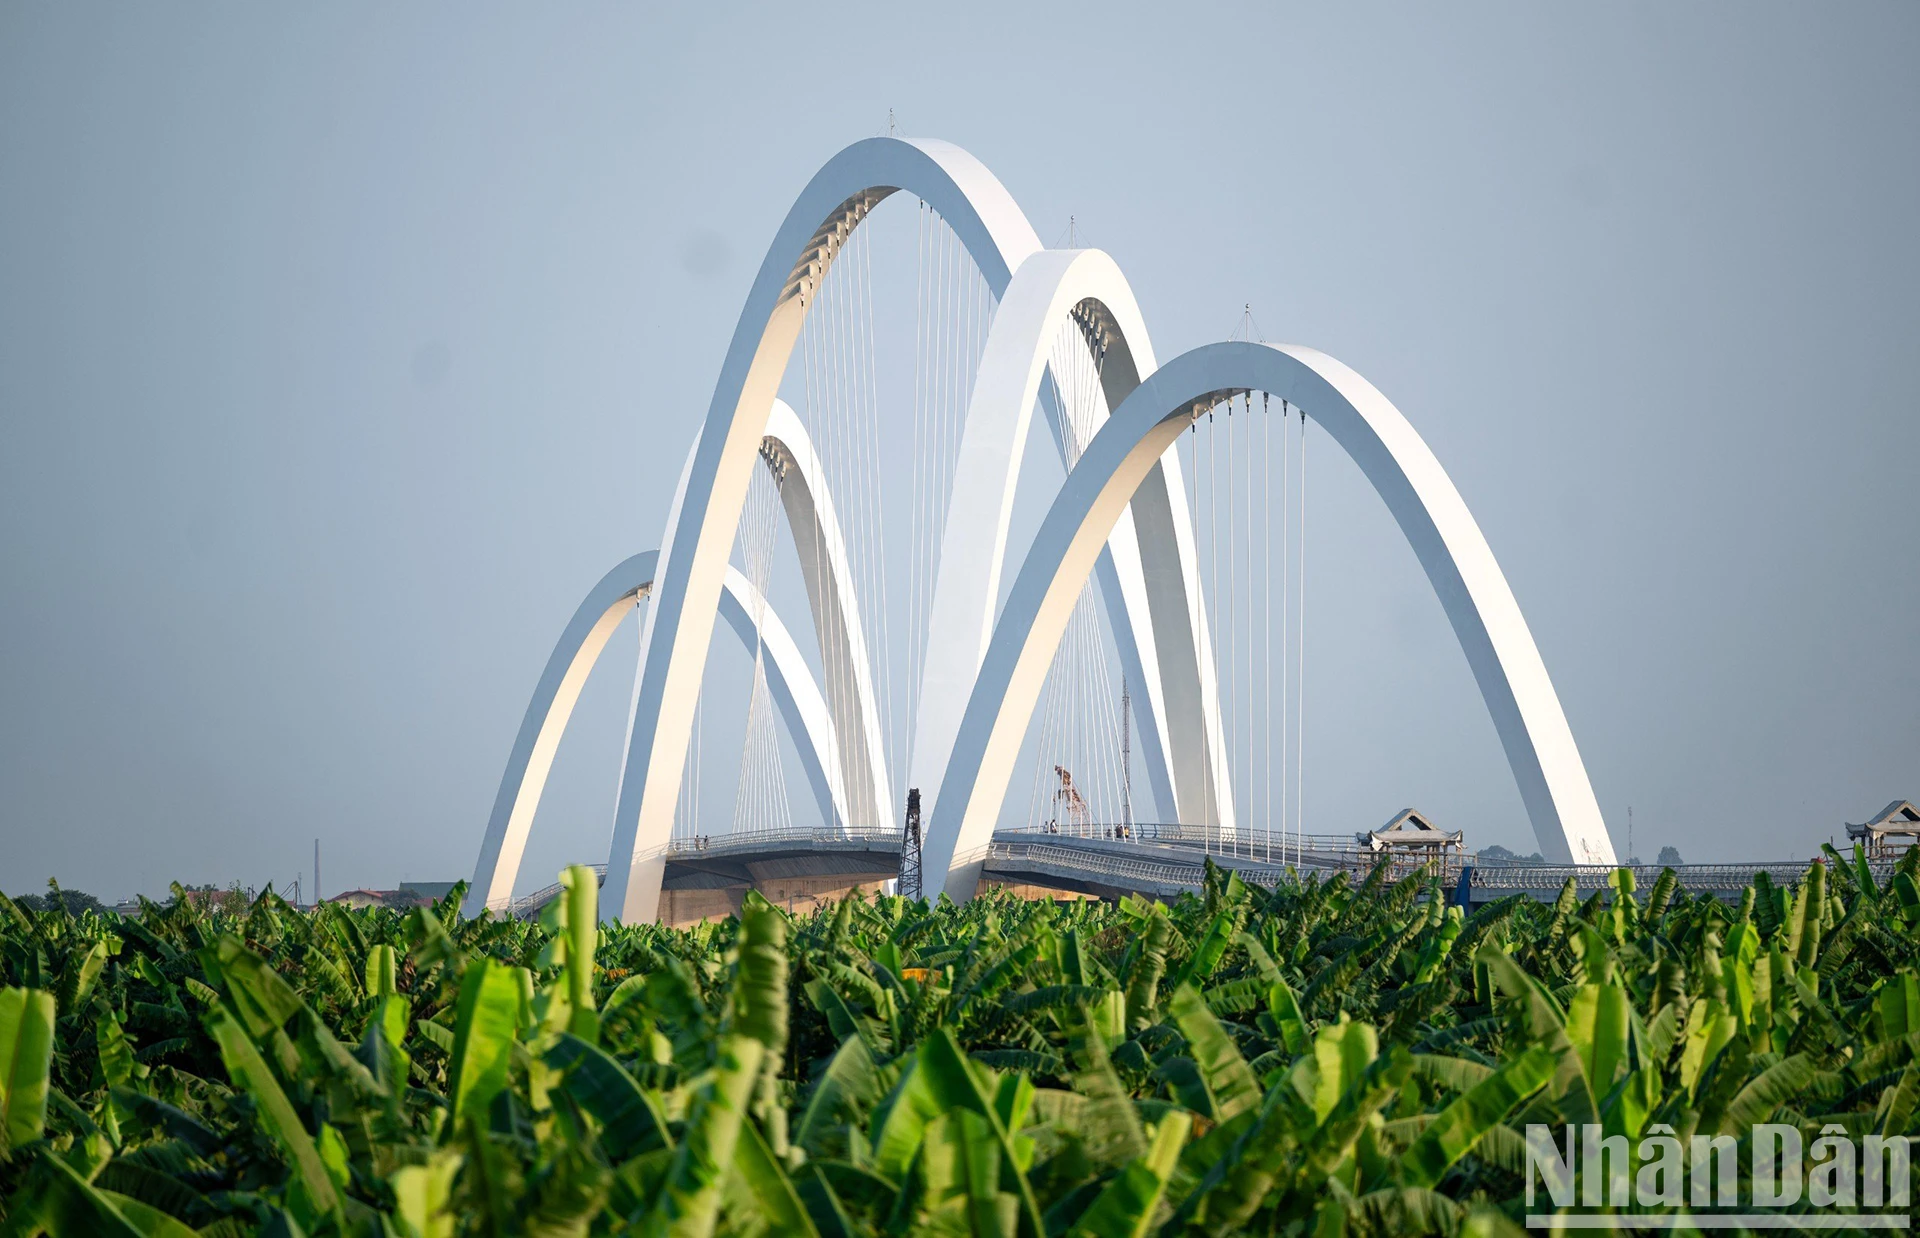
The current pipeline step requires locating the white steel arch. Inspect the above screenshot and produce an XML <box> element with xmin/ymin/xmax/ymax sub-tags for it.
<box><xmin>923</xmin><ymin>340</ymin><xmax>1617</xmax><ymax>901</ymax></box>
<box><xmin>606</xmin><ymin>137</ymin><xmax>1210</xmax><ymax>923</ymax></box>
<box><xmin>463</xmin><ymin>550</ymin><xmax>850</xmax><ymax>916</ymax></box>
<box><xmin>912</xmin><ymin>247</ymin><xmax>1230</xmax><ymax>833</ymax></box>
<box><xmin>761</xmin><ymin>400</ymin><xmax>892</xmax><ymax>832</ymax></box>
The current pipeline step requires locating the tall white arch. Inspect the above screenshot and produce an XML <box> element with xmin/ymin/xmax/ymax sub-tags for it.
<box><xmin>606</xmin><ymin>137</ymin><xmax>1208</xmax><ymax>922</ymax></box>
<box><xmin>911</xmin><ymin>247</ymin><xmax>1230</xmax><ymax>833</ymax></box>
<box><xmin>463</xmin><ymin>551</ymin><xmax>850</xmax><ymax>916</ymax></box>
<box><xmin>762</xmin><ymin>400</ymin><xmax>892</xmax><ymax>831</ymax></box>
<box><xmin>924</xmin><ymin>340</ymin><xmax>1617</xmax><ymax>901</ymax></box>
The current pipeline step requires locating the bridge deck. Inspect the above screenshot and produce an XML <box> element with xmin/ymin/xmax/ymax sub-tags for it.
<box><xmin>495</xmin><ymin>825</ymin><xmax>1849</xmax><ymax>919</ymax></box>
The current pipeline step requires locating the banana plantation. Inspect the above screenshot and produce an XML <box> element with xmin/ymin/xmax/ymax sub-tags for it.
<box><xmin>3</xmin><ymin>846</ymin><xmax>1920</xmax><ymax>1236</ymax></box>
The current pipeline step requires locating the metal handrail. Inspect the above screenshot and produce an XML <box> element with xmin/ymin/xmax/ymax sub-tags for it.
<box><xmin>1465</xmin><ymin>858</ymin><xmax>1874</xmax><ymax>892</ymax></box>
<box><xmin>997</xmin><ymin>822</ymin><xmax>1421</xmax><ymax>861</ymax></box>
<box><xmin>661</xmin><ymin>824</ymin><xmax>899</xmax><ymax>854</ymax></box>
<box><xmin>488</xmin><ymin>828</ymin><xmax>1860</xmax><ymax>918</ymax></box>
<box><xmin>489</xmin><ymin>825</ymin><xmax>901</xmax><ymax>918</ymax></box>
<box><xmin>985</xmin><ymin>840</ymin><xmax>1295</xmax><ymax>890</ymax></box>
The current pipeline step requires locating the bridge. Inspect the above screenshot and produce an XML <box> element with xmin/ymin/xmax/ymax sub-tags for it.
<box><xmin>467</xmin><ymin>133</ymin><xmax>1633</xmax><ymax>924</ymax></box>
<box><xmin>488</xmin><ymin>821</ymin><xmax>1843</xmax><ymax>924</ymax></box>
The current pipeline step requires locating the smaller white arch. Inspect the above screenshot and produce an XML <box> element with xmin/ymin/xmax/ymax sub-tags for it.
<box><xmin>607</xmin><ymin>136</ymin><xmax>1044</xmax><ymax>924</ymax></box>
<box><xmin>911</xmin><ymin>248</ymin><xmax>1231</xmax><ymax>835</ymax></box>
<box><xmin>762</xmin><ymin>401</ymin><xmax>893</xmax><ymax>830</ymax></box>
<box><xmin>924</xmin><ymin>340</ymin><xmax>1616</xmax><ymax>901</ymax></box>
<box><xmin>463</xmin><ymin>551</ymin><xmax>850</xmax><ymax>916</ymax></box>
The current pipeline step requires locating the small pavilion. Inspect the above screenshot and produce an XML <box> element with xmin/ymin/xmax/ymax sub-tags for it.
<box><xmin>1357</xmin><ymin>809</ymin><xmax>1465</xmax><ymax>881</ymax></box>
<box><xmin>1846</xmin><ymin>800</ymin><xmax>1920</xmax><ymax>860</ymax></box>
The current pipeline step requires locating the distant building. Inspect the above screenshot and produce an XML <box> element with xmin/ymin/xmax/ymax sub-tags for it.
<box><xmin>326</xmin><ymin>889</ymin><xmax>391</xmax><ymax>910</ymax></box>
<box><xmin>1847</xmin><ymin>800</ymin><xmax>1920</xmax><ymax>861</ymax></box>
<box><xmin>1358</xmin><ymin>809</ymin><xmax>1465</xmax><ymax>881</ymax></box>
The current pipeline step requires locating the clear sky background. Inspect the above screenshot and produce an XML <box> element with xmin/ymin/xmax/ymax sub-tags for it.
<box><xmin>2</xmin><ymin>4</ymin><xmax>1915</xmax><ymax>902</ymax></box>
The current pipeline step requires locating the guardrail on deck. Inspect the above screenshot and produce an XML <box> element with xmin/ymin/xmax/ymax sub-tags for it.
<box><xmin>486</xmin><ymin>824</ymin><xmax>902</xmax><ymax>917</ymax></box>
<box><xmin>1462</xmin><ymin>858</ymin><xmax>1867</xmax><ymax>896</ymax></box>
<box><xmin>487</xmin><ymin>827</ymin><xmax>1864</xmax><ymax>917</ymax></box>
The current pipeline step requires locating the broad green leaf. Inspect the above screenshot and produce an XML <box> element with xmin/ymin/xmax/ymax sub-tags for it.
<box><xmin>732</xmin><ymin>1117</ymin><xmax>820</xmax><ymax>1237</ymax></box>
<box><xmin>391</xmin><ymin>1148</ymin><xmax>463</xmax><ymax>1238</ymax></box>
<box><xmin>1400</xmin><ymin>1045</ymin><xmax>1554</xmax><ymax>1187</ymax></box>
<box><xmin>1123</xmin><ymin>911</ymin><xmax>1171</xmax><ymax>1032</ymax></box>
<box><xmin>366</xmin><ymin>943</ymin><xmax>398</xmax><ymax>997</ymax></box>
<box><xmin>1267</xmin><ymin>976</ymin><xmax>1311</xmax><ymax>1056</ymax></box>
<box><xmin>732</xmin><ymin>892</ymin><xmax>788</xmax><ymax>1057</ymax></box>
<box><xmin>207</xmin><ymin>1005</ymin><xmax>341</xmax><ymax>1221</ymax></box>
<box><xmin>1564</xmin><ymin>983</ymin><xmax>1630</xmax><ymax>1101</ymax></box>
<box><xmin>95</xmin><ymin>1190</ymin><xmax>201</xmax><ymax>1238</ymax></box>
<box><xmin>915</xmin><ymin>1030</ymin><xmax>1047</xmax><ymax>1238</ymax></box>
<box><xmin>1067</xmin><ymin>1006</ymin><xmax>1146</xmax><ymax>1170</ymax></box>
<box><xmin>58</xmin><ymin>940</ymin><xmax>109</xmax><ymax>1015</ymax></box>
<box><xmin>1066</xmin><ymin>1110</ymin><xmax>1190</xmax><ymax>1238</ymax></box>
<box><xmin>871</xmin><ymin>1056</ymin><xmax>944</xmax><ymax>1182</ymax></box>
<box><xmin>96</xmin><ymin>1007</ymin><xmax>136</xmax><ymax>1088</ymax></box>
<box><xmin>637</xmin><ymin>1035</ymin><xmax>765</xmax><ymax>1238</ymax></box>
<box><xmin>0</xmin><ymin>986</ymin><xmax>55</xmax><ymax>1150</ymax></box>
<box><xmin>795</xmin><ymin>1035</ymin><xmax>886</xmax><ymax>1156</ymax></box>
<box><xmin>547</xmin><ymin>1031</ymin><xmax>673</xmax><ymax>1159</ymax></box>
<box><xmin>1719</xmin><ymin>1052</ymin><xmax>1818</xmax><ymax>1134</ymax></box>
<box><xmin>448</xmin><ymin>957</ymin><xmax>520</xmax><ymax>1127</ymax></box>
<box><xmin>28</xmin><ymin>1152</ymin><xmax>146</xmax><ymax>1237</ymax></box>
<box><xmin>1168</xmin><ymin>983</ymin><xmax>1260</xmax><ymax>1122</ymax></box>
<box><xmin>212</xmin><ymin>936</ymin><xmax>304</xmax><ymax>1039</ymax></box>
<box><xmin>1880</xmin><ymin>973</ymin><xmax>1920</xmax><ymax>1041</ymax></box>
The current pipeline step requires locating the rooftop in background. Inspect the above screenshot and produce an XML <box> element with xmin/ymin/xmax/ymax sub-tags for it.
<box><xmin>1846</xmin><ymin>800</ymin><xmax>1920</xmax><ymax>859</ymax></box>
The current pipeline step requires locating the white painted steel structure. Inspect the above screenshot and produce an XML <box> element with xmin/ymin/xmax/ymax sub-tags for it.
<box><xmin>467</xmin><ymin>136</ymin><xmax>1616</xmax><ymax>922</ymax></box>
<box><xmin>465</xmin><ymin>549</ymin><xmax>853</xmax><ymax>915</ymax></box>
<box><xmin>926</xmin><ymin>341</ymin><xmax>1615</xmax><ymax>900</ymax></box>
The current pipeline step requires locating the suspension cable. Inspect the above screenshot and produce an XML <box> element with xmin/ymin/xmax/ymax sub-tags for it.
<box><xmin>1297</xmin><ymin>409</ymin><xmax>1308</xmax><ymax>854</ymax></box>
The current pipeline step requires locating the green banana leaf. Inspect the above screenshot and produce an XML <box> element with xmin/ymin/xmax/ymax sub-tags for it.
<box><xmin>206</xmin><ymin>1005</ymin><xmax>342</xmax><ymax>1223</ymax></box>
<box><xmin>447</xmin><ymin>957</ymin><xmax>520</xmax><ymax>1128</ymax></box>
<box><xmin>1167</xmin><ymin>984</ymin><xmax>1260</xmax><ymax>1122</ymax></box>
<box><xmin>547</xmin><ymin>1031</ymin><xmax>673</xmax><ymax>1159</ymax></box>
<box><xmin>0</xmin><ymin>986</ymin><xmax>55</xmax><ymax>1151</ymax></box>
<box><xmin>1065</xmin><ymin>1110</ymin><xmax>1189</xmax><ymax>1238</ymax></box>
<box><xmin>1399</xmin><ymin>1044</ymin><xmax>1555</xmax><ymax>1187</ymax></box>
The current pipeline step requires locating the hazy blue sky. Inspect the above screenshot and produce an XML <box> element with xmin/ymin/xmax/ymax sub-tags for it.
<box><xmin>2</xmin><ymin>4</ymin><xmax>1914</xmax><ymax>901</ymax></box>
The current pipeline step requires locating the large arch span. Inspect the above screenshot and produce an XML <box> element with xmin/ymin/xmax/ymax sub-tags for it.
<box><xmin>463</xmin><ymin>550</ymin><xmax>850</xmax><ymax>915</ymax></box>
<box><xmin>604</xmin><ymin>137</ymin><xmax>1218</xmax><ymax>923</ymax></box>
<box><xmin>469</xmin><ymin>136</ymin><xmax>1614</xmax><ymax>921</ymax></box>
<box><xmin>923</xmin><ymin>340</ymin><xmax>1617</xmax><ymax>902</ymax></box>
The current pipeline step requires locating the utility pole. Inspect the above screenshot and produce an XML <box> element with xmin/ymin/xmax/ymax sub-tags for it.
<box><xmin>314</xmin><ymin>838</ymin><xmax>321</xmax><ymax>907</ymax></box>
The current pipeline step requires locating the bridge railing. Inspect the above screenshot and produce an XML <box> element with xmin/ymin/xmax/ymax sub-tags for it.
<box><xmin>661</xmin><ymin>824</ymin><xmax>900</xmax><ymax>854</ymax></box>
<box><xmin>1464</xmin><ymin>858</ymin><xmax>1865</xmax><ymax>894</ymax></box>
<box><xmin>984</xmin><ymin>839</ymin><xmax>1293</xmax><ymax>889</ymax></box>
<box><xmin>486</xmin><ymin>824</ymin><xmax>902</xmax><ymax>918</ymax></box>
<box><xmin>998</xmin><ymin>823</ymin><xmax>1461</xmax><ymax>883</ymax></box>
<box><xmin>485</xmin><ymin>830</ymin><xmax>1862</xmax><ymax>918</ymax></box>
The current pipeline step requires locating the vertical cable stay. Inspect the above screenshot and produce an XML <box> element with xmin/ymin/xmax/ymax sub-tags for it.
<box><xmin>1297</xmin><ymin>409</ymin><xmax>1308</xmax><ymax>856</ymax></box>
<box><xmin>732</xmin><ymin>465</ymin><xmax>789</xmax><ymax>836</ymax></box>
<box><xmin>1226</xmin><ymin>396</ymin><xmax>1236</xmax><ymax>854</ymax></box>
<box><xmin>1262</xmin><ymin>392</ymin><xmax>1272</xmax><ymax>863</ymax></box>
<box><xmin>1279</xmin><ymin>398</ymin><xmax>1291</xmax><ymax>863</ymax></box>
<box><xmin>1242</xmin><ymin>392</ymin><xmax>1254</xmax><ymax>858</ymax></box>
<box><xmin>1206</xmin><ymin>406</ymin><xmax>1218</xmax><ymax>852</ymax></box>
